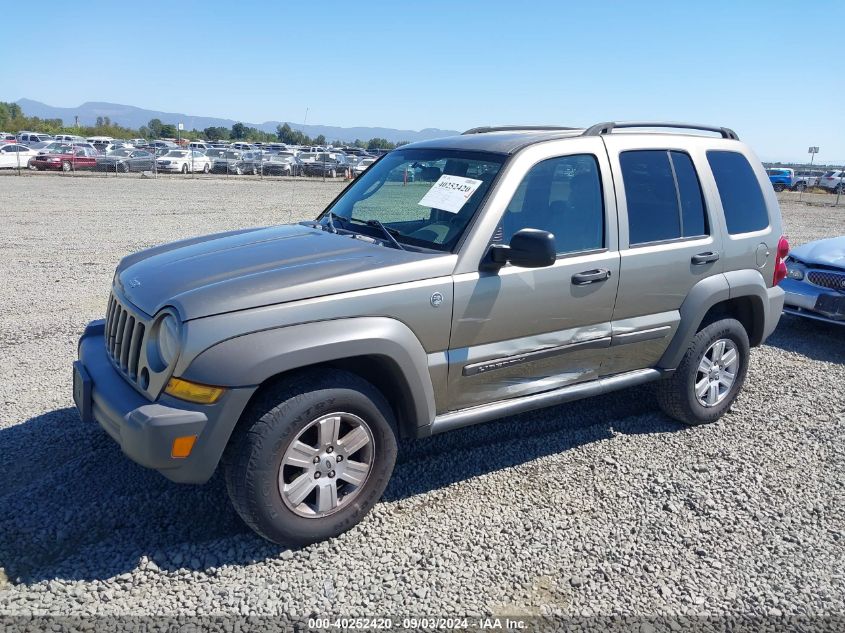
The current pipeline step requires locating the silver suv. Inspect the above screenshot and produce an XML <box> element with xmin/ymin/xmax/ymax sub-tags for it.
<box><xmin>74</xmin><ymin>121</ymin><xmax>787</xmax><ymax>545</ymax></box>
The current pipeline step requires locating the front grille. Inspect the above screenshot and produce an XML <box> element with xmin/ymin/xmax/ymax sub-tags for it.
<box><xmin>104</xmin><ymin>292</ymin><xmax>148</xmax><ymax>382</ymax></box>
<box><xmin>807</xmin><ymin>270</ymin><xmax>845</xmax><ymax>292</ymax></box>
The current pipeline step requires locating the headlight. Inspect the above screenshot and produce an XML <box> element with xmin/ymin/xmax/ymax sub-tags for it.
<box><xmin>148</xmin><ymin>312</ymin><xmax>181</xmax><ymax>371</ymax></box>
<box><xmin>786</xmin><ymin>267</ymin><xmax>804</xmax><ymax>280</ymax></box>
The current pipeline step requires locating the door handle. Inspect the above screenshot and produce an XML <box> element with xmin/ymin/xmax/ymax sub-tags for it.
<box><xmin>571</xmin><ymin>268</ymin><xmax>611</xmax><ymax>285</ymax></box>
<box><xmin>691</xmin><ymin>251</ymin><xmax>720</xmax><ymax>265</ymax></box>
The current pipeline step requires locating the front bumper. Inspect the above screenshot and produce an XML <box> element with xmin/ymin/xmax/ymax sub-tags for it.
<box><xmin>75</xmin><ymin>320</ymin><xmax>256</xmax><ymax>483</ymax></box>
<box><xmin>781</xmin><ymin>278</ymin><xmax>845</xmax><ymax>325</ymax></box>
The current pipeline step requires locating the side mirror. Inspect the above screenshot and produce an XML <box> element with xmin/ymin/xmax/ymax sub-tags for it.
<box><xmin>484</xmin><ymin>228</ymin><xmax>556</xmax><ymax>270</ymax></box>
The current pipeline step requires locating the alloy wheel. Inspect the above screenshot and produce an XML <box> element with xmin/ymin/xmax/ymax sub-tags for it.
<box><xmin>695</xmin><ymin>338</ymin><xmax>739</xmax><ymax>407</ymax></box>
<box><xmin>278</xmin><ymin>412</ymin><xmax>375</xmax><ymax>518</ymax></box>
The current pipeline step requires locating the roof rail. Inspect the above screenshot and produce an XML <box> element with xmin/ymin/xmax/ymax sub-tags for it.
<box><xmin>462</xmin><ymin>125</ymin><xmax>578</xmax><ymax>135</ymax></box>
<box><xmin>582</xmin><ymin>121</ymin><xmax>739</xmax><ymax>140</ymax></box>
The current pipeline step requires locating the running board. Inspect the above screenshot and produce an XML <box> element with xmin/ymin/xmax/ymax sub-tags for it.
<box><xmin>426</xmin><ymin>368</ymin><xmax>664</xmax><ymax>436</ymax></box>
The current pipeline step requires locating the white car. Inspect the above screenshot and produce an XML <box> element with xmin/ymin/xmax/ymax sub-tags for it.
<box><xmin>818</xmin><ymin>170</ymin><xmax>845</xmax><ymax>193</ymax></box>
<box><xmin>0</xmin><ymin>143</ymin><xmax>39</xmax><ymax>169</ymax></box>
<box><xmin>353</xmin><ymin>157</ymin><xmax>376</xmax><ymax>176</ymax></box>
<box><xmin>156</xmin><ymin>149</ymin><xmax>212</xmax><ymax>173</ymax></box>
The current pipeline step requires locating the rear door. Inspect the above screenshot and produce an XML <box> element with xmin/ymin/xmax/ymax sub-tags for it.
<box><xmin>447</xmin><ymin>137</ymin><xmax>620</xmax><ymax>411</ymax></box>
<box><xmin>601</xmin><ymin>135</ymin><xmax>722</xmax><ymax>375</ymax></box>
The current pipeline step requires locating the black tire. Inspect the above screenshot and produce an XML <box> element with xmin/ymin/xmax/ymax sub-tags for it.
<box><xmin>120</xmin><ymin>162</ymin><xmax>130</xmax><ymax>173</ymax></box>
<box><xmin>223</xmin><ymin>369</ymin><xmax>398</xmax><ymax>545</ymax></box>
<box><xmin>793</xmin><ymin>182</ymin><xmax>805</xmax><ymax>192</ymax></box>
<box><xmin>251</xmin><ymin>165</ymin><xmax>258</xmax><ymax>175</ymax></box>
<box><xmin>181</xmin><ymin>163</ymin><xmax>189</xmax><ymax>174</ymax></box>
<box><xmin>773</xmin><ymin>183</ymin><xmax>785</xmax><ymax>192</ymax></box>
<box><xmin>203</xmin><ymin>163</ymin><xmax>210</xmax><ymax>173</ymax></box>
<box><xmin>61</xmin><ymin>161</ymin><xmax>72</xmax><ymax>172</ymax></box>
<box><xmin>330</xmin><ymin>169</ymin><xmax>336</xmax><ymax>178</ymax></box>
<box><xmin>235</xmin><ymin>166</ymin><xmax>243</xmax><ymax>175</ymax></box>
<box><xmin>655</xmin><ymin>318</ymin><xmax>750</xmax><ymax>426</ymax></box>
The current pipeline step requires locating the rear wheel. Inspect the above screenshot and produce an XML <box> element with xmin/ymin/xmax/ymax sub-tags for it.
<box><xmin>181</xmin><ymin>163</ymin><xmax>188</xmax><ymax>174</ymax></box>
<box><xmin>773</xmin><ymin>183</ymin><xmax>785</xmax><ymax>192</ymax></box>
<box><xmin>330</xmin><ymin>169</ymin><xmax>337</xmax><ymax>178</ymax></box>
<box><xmin>203</xmin><ymin>163</ymin><xmax>210</xmax><ymax>173</ymax></box>
<box><xmin>120</xmin><ymin>162</ymin><xmax>130</xmax><ymax>173</ymax></box>
<box><xmin>656</xmin><ymin>318</ymin><xmax>749</xmax><ymax>426</ymax></box>
<box><xmin>61</xmin><ymin>161</ymin><xmax>72</xmax><ymax>172</ymax></box>
<box><xmin>224</xmin><ymin>369</ymin><xmax>398</xmax><ymax>545</ymax></box>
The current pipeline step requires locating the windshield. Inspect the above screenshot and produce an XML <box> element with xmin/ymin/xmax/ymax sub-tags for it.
<box><xmin>165</xmin><ymin>150</ymin><xmax>188</xmax><ymax>157</ymax></box>
<box><xmin>109</xmin><ymin>149</ymin><xmax>132</xmax><ymax>157</ymax></box>
<box><xmin>321</xmin><ymin>148</ymin><xmax>506</xmax><ymax>251</ymax></box>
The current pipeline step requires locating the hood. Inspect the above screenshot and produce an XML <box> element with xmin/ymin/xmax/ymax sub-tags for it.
<box><xmin>790</xmin><ymin>236</ymin><xmax>845</xmax><ymax>268</ymax></box>
<box><xmin>116</xmin><ymin>224</ymin><xmax>450</xmax><ymax>320</ymax></box>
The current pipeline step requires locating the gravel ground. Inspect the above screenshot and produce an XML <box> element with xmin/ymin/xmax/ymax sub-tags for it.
<box><xmin>0</xmin><ymin>176</ymin><xmax>843</xmax><ymax>624</ymax></box>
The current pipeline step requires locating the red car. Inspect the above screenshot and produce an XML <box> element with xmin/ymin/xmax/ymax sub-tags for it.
<box><xmin>31</xmin><ymin>146</ymin><xmax>98</xmax><ymax>172</ymax></box>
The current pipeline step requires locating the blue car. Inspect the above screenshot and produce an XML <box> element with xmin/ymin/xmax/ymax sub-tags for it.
<box><xmin>766</xmin><ymin>168</ymin><xmax>795</xmax><ymax>192</ymax></box>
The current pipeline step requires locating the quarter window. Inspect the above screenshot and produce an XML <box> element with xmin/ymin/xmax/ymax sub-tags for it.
<box><xmin>620</xmin><ymin>150</ymin><xmax>709</xmax><ymax>245</ymax></box>
<box><xmin>706</xmin><ymin>150</ymin><xmax>769</xmax><ymax>234</ymax></box>
<box><xmin>497</xmin><ymin>154</ymin><xmax>604</xmax><ymax>254</ymax></box>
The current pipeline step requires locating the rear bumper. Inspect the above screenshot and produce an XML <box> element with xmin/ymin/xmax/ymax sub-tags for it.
<box><xmin>781</xmin><ymin>278</ymin><xmax>845</xmax><ymax>325</ymax></box>
<box><xmin>75</xmin><ymin>320</ymin><xmax>255</xmax><ymax>483</ymax></box>
<box><xmin>763</xmin><ymin>285</ymin><xmax>786</xmax><ymax>340</ymax></box>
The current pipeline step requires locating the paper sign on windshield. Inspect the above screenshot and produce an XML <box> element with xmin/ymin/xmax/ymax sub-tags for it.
<box><xmin>418</xmin><ymin>175</ymin><xmax>483</xmax><ymax>213</ymax></box>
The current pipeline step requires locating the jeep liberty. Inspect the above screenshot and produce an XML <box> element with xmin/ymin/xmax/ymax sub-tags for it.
<box><xmin>74</xmin><ymin>122</ymin><xmax>787</xmax><ymax>544</ymax></box>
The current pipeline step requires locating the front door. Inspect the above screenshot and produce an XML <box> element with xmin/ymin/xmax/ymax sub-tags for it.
<box><xmin>447</xmin><ymin>139</ymin><xmax>620</xmax><ymax>411</ymax></box>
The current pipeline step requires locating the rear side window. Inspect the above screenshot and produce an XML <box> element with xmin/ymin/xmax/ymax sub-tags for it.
<box><xmin>706</xmin><ymin>150</ymin><xmax>769</xmax><ymax>234</ymax></box>
<box><xmin>620</xmin><ymin>150</ymin><xmax>708</xmax><ymax>245</ymax></box>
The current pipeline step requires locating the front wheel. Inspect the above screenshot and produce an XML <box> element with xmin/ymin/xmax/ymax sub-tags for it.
<box><xmin>773</xmin><ymin>183</ymin><xmax>785</xmax><ymax>192</ymax></box>
<box><xmin>61</xmin><ymin>161</ymin><xmax>72</xmax><ymax>172</ymax></box>
<box><xmin>793</xmin><ymin>182</ymin><xmax>806</xmax><ymax>192</ymax></box>
<box><xmin>120</xmin><ymin>162</ymin><xmax>130</xmax><ymax>173</ymax></box>
<box><xmin>203</xmin><ymin>163</ymin><xmax>210</xmax><ymax>173</ymax></box>
<box><xmin>181</xmin><ymin>163</ymin><xmax>189</xmax><ymax>174</ymax></box>
<box><xmin>224</xmin><ymin>369</ymin><xmax>398</xmax><ymax>545</ymax></box>
<box><xmin>656</xmin><ymin>318</ymin><xmax>750</xmax><ymax>426</ymax></box>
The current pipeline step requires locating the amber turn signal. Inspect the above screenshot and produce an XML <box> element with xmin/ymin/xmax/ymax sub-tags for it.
<box><xmin>164</xmin><ymin>377</ymin><xmax>225</xmax><ymax>404</ymax></box>
<box><xmin>171</xmin><ymin>435</ymin><xmax>197</xmax><ymax>459</ymax></box>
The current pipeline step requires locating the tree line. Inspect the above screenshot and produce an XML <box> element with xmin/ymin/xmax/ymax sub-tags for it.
<box><xmin>1</xmin><ymin>102</ymin><xmax>409</xmax><ymax>150</ymax></box>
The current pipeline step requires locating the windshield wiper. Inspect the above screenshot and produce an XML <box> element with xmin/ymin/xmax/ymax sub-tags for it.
<box><xmin>321</xmin><ymin>211</ymin><xmax>348</xmax><ymax>234</ymax></box>
<box><xmin>362</xmin><ymin>218</ymin><xmax>406</xmax><ymax>250</ymax></box>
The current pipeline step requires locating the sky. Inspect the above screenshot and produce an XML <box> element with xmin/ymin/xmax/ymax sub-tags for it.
<box><xmin>2</xmin><ymin>0</ymin><xmax>843</xmax><ymax>163</ymax></box>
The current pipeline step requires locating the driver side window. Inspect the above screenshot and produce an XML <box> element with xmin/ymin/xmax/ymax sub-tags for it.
<box><xmin>495</xmin><ymin>154</ymin><xmax>604</xmax><ymax>255</ymax></box>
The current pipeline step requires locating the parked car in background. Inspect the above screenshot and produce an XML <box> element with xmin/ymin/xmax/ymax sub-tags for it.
<box><xmin>818</xmin><ymin>170</ymin><xmax>845</xmax><ymax>193</ymax></box>
<box><xmin>766</xmin><ymin>168</ymin><xmax>795</xmax><ymax>192</ymax></box>
<box><xmin>129</xmin><ymin>138</ymin><xmax>147</xmax><ymax>146</ymax></box>
<box><xmin>211</xmin><ymin>150</ymin><xmax>254</xmax><ymax>174</ymax></box>
<box><xmin>301</xmin><ymin>152</ymin><xmax>352</xmax><ymax>178</ymax></box>
<box><xmin>18</xmin><ymin>132</ymin><xmax>54</xmax><ymax>144</ymax></box>
<box><xmin>156</xmin><ymin>149</ymin><xmax>212</xmax><ymax>173</ymax></box>
<box><xmin>54</xmin><ymin>134</ymin><xmax>86</xmax><ymax>144</ymax></box>
<box><xmin>793</xmin><ymin>170</ymin><xmax>824</xmax><ymax>191</ymax></box>
<box><xmin>261</xmin><ymin>153</ymin><xmax>299</xmax><ymax>176</ymax></box>
<box><xmin>353</xmin><ymin>157</ymin><xmax>376</xmax><ymax>176</ymax></box>
<box><xmin>36</xmin><ymin>141</ymin><xmax>97</xmax><ymax>155</ymax></box>
<box><xmin>188</xmin><ymin>141</ymin><xmax>210</xmax><ymax>151</ymax></box>
<box><xmin>1</xmin><ymin>133</ymin><xmax>16</xmax><ymax>143</ymax></box>
<box><xmin>0</xmin><ymin>143</ymin><xmax>39</xmax><ymax>169</ymax></box>
<box><xmin>782</xmin><ymin>236</ymin><xmax>845</xmax><ymax>325</ymax></box>
<box><xmin>31</xmin><ymin>145</ymin><xmax>98</xmax><ymax>171</ymax></box>
<box><xmin>95</xmin><ymin>148</ymin><xmax>156</xmax><ymax>173</ymax></box>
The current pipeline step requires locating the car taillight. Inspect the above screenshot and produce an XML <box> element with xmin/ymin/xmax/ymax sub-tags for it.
<box><xmin>773</xmin><ymin>236</ymin><xmax>789</xmax><ymax>285</ymax></box>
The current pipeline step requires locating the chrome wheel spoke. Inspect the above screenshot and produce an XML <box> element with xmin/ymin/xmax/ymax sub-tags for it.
<box><xmin>318</xmin><ymin>416</ymin><xmax>341</xmax><ymax>448</ymax></box>
<box><xmin>284</xmin><ymin>440</ymin><xmax>318</xmax><ymax>468</ymax></box>
<box><xmin>721</xmin><ymin>348</ymin><xmax>738</xmax><ymax>368</ymax></box>
<box><xmin>695</xmin><ymin>376</ymin><xmax>711</xmax><ymax>399</ymax></box>
<box><xmin>711</xmin><ymin>340</ymin><xmax>726</xmax><ymax>362</ymax></box>
<box><xmin>340</xmin><ymin>459</ymin><xmax>370</xmax><ymax>486</ymax></box>
<box><xmin>284</xmin><ymin>473</ymin><xmax>316</xmax><ymax>506</ymax></box>
<box><xmin>707</xmin><ymin>381</ymin><xmax>719</xmax><ymax>405</ymax></box>
<box><xmin>698</xmin><ymin>356</ymin><xmax>713</xmax><ymax>373</ymax></box>
<box><xmin>316</xmin><ymin>482</ymin><xmax>338</xmax><ymax>512</ymax></box>
<box><xmin>339</xmin><ymin>425</ymin><xmax>371</xmax><ymax>455</ymax></box>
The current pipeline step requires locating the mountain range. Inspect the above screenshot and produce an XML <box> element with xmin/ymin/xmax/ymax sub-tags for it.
<box><xmin>15</xmin><ymin>98</ymin><xmax>460</xmax><ymax>144</ymax></box>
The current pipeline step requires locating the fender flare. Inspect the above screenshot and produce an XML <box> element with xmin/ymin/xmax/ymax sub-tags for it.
<box><xmin>658</xmin><ymin>271</ymin><xmax>770</xmax><ymax>370</ymax></box>
<box><xmin>182</xmin><ymin>317</ymin><xmax>438</xmax><ymax>429</ymax></box>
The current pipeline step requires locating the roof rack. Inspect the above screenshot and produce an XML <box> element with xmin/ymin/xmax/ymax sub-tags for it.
<box><xmin>582</xmin><ymin>121</ymin><xmax>739</xmax><ymax>140</ymax></box>
<box><xmin>462</xmin><ymin>125</ymin><xmax>578</xmax><ymax>135</ymax></box>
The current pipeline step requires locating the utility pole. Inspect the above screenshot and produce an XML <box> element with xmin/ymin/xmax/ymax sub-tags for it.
<box><xmin>801</xmin><ymin>146</ymin><xmax>818</xmax><ymax>202</ymax></box>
